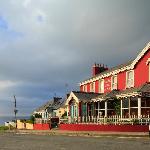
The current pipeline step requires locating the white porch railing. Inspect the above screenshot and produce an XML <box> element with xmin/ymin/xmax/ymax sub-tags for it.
<box><xmin>35</xmin><ymin>118</ymin><xmax>50</xmax><ymax>124</ymax></box>
<box><xmin>60</xmin><ymin>115</ymin><xmax>150</xmax><ymax>125</ymax></box>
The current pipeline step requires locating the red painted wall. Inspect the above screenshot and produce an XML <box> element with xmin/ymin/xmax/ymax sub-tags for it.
<box><xmin>59</xmin><ymin>124</ymin><xmax>149</xmax><ymax>132</ymax></box>
<box><xmin>134</xmin><ymin>49</ymin><xmax>150</xmax><ymax>87</ymax></box>
<box><xmin>104</xmin><ymin>76</ymin><xmax>111</xmax><ymax>93</ymax></box>
<box><xmin>33</xmin><ymin>123</ymin><xmax>51</xmax><ymax>130</ymax></box>
<box><xmin>118</xmin><ymin>71</ymin><xmax>126</xmax><ymax>90</ymax></box>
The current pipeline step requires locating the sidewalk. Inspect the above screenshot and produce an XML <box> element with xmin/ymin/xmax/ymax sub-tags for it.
<box><xmin>7</xmin><ymin>129</ymin><xmax>150</xmax><ymax>138</ymax></box>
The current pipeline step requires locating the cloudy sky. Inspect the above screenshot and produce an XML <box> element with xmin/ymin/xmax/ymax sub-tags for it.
<box><xmin>0</xmin><ymin>0</ymin><xmax>150</xmax><ymax>116</ymax></box>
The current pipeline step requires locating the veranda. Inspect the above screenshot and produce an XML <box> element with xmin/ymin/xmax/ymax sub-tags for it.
<box><xmin>66</xmin><ymin>95</ymin><xmax>150</xmax><ymax>125</ymax></box>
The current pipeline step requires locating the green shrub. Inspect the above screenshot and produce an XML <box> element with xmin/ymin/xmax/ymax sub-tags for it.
<box><xmin>0</xmin><ymin>126</ymin><xmax>9</xmax><ymax>131</ymax></box>
<box><xmin>34</xmin><ymin>113</ymin><xmax>42</xmax><ymax>118</ymax></box>
<box><xmin>26</xmin><ymin>119</ymin><xmax>34</xmax><ymax>124</ymax></box>
<box><xmin>132</xmin><ymin>119</ymin><xmax>140</xmax><ymax>125</ymax></box>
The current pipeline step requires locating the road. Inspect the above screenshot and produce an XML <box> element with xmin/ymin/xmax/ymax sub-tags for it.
<box><xmin>0</xmin><ymin>133</ymin><xmax>150</xmax><ymax>150</ymax></box>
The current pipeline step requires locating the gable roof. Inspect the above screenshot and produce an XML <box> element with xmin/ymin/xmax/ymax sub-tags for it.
<box><xmin>73</xmin><ymin>91</ymin><xmax>101</xmax><ymax>102</ymax></box>
<box><xmin>80</xmin><ymin>42</ymin><xmax>150</xmax><ymax>85</ymax></box>
<box><xmin>35</xmin><ymin>100</ymin><xmax>53</xmax><ymax>112</ymax></box>
<box><xmin>65</xmin><ymin>91</ymin><xmax>101</xmax><ymax>105</ymax></box>
<box><xmin>131</xmin><ymin>42</ymin><xmax>150</xmax><ymax>69</ymax></box>
<box><xmin>35</xmin><ymin>97</ymin><xmax>63</xmax><ymax>112</ymax></box>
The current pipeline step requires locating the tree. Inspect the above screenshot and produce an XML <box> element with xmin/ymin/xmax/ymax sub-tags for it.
<box><xmin>34</xmin><ymin>113</ymin><xmax>42</xmax><ymax>118</ymax></box>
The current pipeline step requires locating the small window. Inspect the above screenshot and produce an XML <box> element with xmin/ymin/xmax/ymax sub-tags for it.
<box><xmin>90</xmin><ymin>82</ymin><xmax>95</xmax><ymax>92</ymax></box>
<box><xmin>82</xmin><ymin>85</ymin><xmax>87</xmax><ymax>92</ymax></box>
<box><xmin>126</xmin><ymin>70</ymin><xmax>134</xmax><ymax>88</ymax></box>
<box><xmin>82</xmin><ymin>85</ymin><xmax>85</xmax><ymax>92</ymax></box>
<box><xmin>99</xmin><ymin>79</ymin><xmax>104</xmax><ymax>93</ymax></box>
<box><xmin>111</xmin><ymin>75</ymin><xmax>117</xmax><ymax>90</ymax></box>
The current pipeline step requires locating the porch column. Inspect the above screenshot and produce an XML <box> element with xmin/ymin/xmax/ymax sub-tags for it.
<box><xmin>120</xmin><ymin>99</ymin><xmax>123</xmax><ymax>119</ymax></box>
<box><xmin>98</xmin><ymin>101</ymin><xmax>100</xmax><ymax>118</ymax></box>
<box><xmin>105</xmin><ymin>101</ymin><xmax>107</xmax><ymax>117</ymax></box>
<box><xmin>138</xmin><ymin>97</ymin><xmax>141</xmax><ymax>118</ymax></box>
<box><xmin>66</xmin><ymin>105</ymin><xmax>69</xmax><ymax>116</ymax></box>
<box><xmin>129</xmin><ymin>97</ymin><xmax>131</xmax><ymax>118</ymax></box>
<box><xmin>86</xmin><ymin>103</ymin><xmax>88</xmax><ymax>116</ymax></box>
<box><xmin>92</xmin><ymin>102</ymin><xmax>95</xmax><ymax>116</ymax></box>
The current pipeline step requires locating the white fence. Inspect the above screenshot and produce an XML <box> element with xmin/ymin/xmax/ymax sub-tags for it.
<box><xmin>35</xmin><ymin>118</ymin><xmax>50</xmax><ymax>124</ymax></box>
<box><xmin>60</xmin><ymin>115</ymin><xmax>150</xmax><ymax>125</ymax></box>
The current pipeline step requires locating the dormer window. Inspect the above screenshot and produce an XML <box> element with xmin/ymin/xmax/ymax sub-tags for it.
<box><xmin>126</xmin><ymin>70</ymin><xmax>134</xmax><ymax>88</ymax></box>
<box><xmin>111</xmin><ymin>75</ymin><xmax>117</xmax><ymax>90</ymax></box>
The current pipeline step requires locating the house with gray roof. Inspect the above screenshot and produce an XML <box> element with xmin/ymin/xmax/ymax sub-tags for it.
<box><xmin>33</xmin><ymin>97</ymin><xmax>64</xmax><ymax>119</ymax></box>
<box><xmin>65</xmin><ymin>42</ymin><xmax>150</xmax><ymax>123</ymax></box>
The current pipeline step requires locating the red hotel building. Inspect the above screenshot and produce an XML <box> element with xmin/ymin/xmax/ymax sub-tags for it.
<box><xmin>65</xmin><ymin>42</ymin><xmax>150</xmax><ymax>122</ymax></box>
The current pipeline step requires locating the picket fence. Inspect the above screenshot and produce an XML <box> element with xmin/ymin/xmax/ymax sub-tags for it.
<box><xmin>60</xmin><ymin>115</ymin><xmax>150</xmax><ymax>125</ymax></box>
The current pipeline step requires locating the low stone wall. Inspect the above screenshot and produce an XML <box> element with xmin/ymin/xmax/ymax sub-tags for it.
<box><xmin>17</xmin><ymin>120</ymin><xmax>33</xmax><ymax>130</ymax></box>
<box><xmin>33</xmin><ymin>123</ymin><xmax>51</xmax><ymax>130</ymax></box>
<box><xmin>26</xmin><ymin>123</ymin><xmax>33</xmax><ymax>130</ymax></box>
<box><xmin>59</xmin><ymin>124</ymin><xmax>149</xmax><ymax>132</ymax></box>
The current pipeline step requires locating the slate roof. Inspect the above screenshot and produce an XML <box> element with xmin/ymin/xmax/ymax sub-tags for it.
<box><xmin>35</xmin><ymin>100</ymin><xmax>53</xmax><ymax>112</ymax></box>
<box><xmin>72</xmin><ymin>91</ymin><xmax>101</xmax><ymax>102</ymax></box>
<box><xmin>52</xmin><ymin>99</ymin><xmax>66</xmax><ymax>110</ymax></box>
<box><xmin>35</xmin><ymin>97</ymin><xmax>63</xmax><ymax>112</ymax></box>
<box><xmin>81</xmin><ymin>60</ymin><xmax>133</xmax><ymax>83</ymax></box>
<box><xmin>117</xmin><ymin>82</ymin><xmax>150</xmax><ymax>95</ymax></box>
<box><xmin>93</xmin><ymin>90</ymin><xmax>120</xmax><ymax>101</ymax></box>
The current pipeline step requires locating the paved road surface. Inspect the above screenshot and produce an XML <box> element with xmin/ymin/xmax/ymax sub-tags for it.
<box><xmin>0</xmin><ymin>133</ymin><xmax>150</xmax><ymax>150</ymax></box>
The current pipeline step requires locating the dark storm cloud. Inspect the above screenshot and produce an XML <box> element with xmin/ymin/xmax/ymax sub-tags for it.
<box><xmin>0</xmin><ymin>0</ymin><xmax>150</xmax><ymax>115</ymax></box>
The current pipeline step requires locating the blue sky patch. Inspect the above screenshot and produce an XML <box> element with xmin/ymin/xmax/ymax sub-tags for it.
<box><xmin>0</xmin><ymin>16</ymin><xmax>8</xmax><ymax>30</ymax></box>
<box><xmin>37</xmin><ymin>15</ymin><xmax>44</xmax><ymax>22</ymax></box>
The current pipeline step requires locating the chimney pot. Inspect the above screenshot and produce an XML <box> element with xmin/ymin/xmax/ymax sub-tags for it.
<box><xmin>92</xmin><ymin>63</ymin><xmax>109</xmax><ymax>76</ymax></box>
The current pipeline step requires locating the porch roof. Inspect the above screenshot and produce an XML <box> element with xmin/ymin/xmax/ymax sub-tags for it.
<box><xmin>92</xmin><ymin>90</ymin><xmax>120</xmax><ymax>102</ymax></box>
<box><xmin>116</xmin><ymin>82</ymin><xmax>150</xmax><ymax>98</ymax></box>
<box><xmin>71</xmin><ymin>91</ymin><xmax>101</xmax><ymax>103</ymax></box>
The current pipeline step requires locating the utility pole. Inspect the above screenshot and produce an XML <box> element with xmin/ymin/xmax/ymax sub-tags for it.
<box><xmin>14</xmin><ymin>95</ymin><xmax>18</xmax><ymax>128</ymax></box>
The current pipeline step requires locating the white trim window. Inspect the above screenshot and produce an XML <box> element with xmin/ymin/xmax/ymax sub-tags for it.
<box><xmin>111</xmin><ymin>75</ymin><xmax>117</xmax><ymax>90</ymax></box>
<box><xmin>126</xmin><ymin>70</ymin><xmax>134</xmax><ymax>88</ymax></box>
<box><xmin>99</xmin><ymin>79</ymin><xmax>104</xmax><ymax>93</ymax></box>
<box><xmin>82</xmin><ymin>85</ymin><xmax>85</xmax><ymax>92</ymax></box>
<box><xmin>90</xmin><ymin>82</ymin><xmax>95</xmax><ymax>92</ymax></box>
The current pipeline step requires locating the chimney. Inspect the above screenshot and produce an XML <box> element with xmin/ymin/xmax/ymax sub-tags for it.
<box><xmin>53</xmin><ymin>97</ymin><xmax>62</xmax><ymax>104</ymax></box>
<box><xmin>92</xmin><ymin>63</ymin><xmax>108</xmax><ymax>76</ymax></box>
